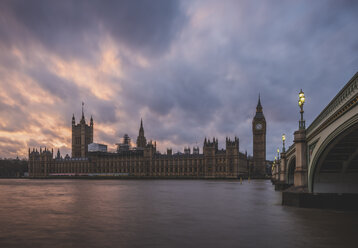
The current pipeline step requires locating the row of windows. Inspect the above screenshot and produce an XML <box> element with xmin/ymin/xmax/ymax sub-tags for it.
<box><xmin>95</xmin><ymin>159</ymin><xmax>235</xmax><ymax>167</ymax></box>
<box><xmin>32</xmin><ymin>163</ymin><xmax>236</xmax><ymax>174</ymax></box>
<box><xmin>74</xmin><ymin>137</ymin><xmax>92</xmax><ymax>145</ymax></box>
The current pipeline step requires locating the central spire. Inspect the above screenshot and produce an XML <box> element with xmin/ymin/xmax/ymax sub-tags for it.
<box><xmin>254</xmin><ymin>94</ymin><xmax>265</xmax><ymax>120</ymax></box>
<box><xmin>140</xmin><ymin>118</ymin><xmax>144</xmax><ymax>132</ymax></box>
<box><xmin>80</xmin><ymin>101</ymin><xmax>86</xmax><ymax>124</ymax></box>
<box><xmin>136</xmin><ymin>118</ymin><xmax>147</xmax><ymax>148</ymax></box>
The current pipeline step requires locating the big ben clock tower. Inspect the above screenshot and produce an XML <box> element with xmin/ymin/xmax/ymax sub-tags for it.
<box><xmin>252</xmin><ymin>95</ymin><xmax>266</xmax><ymax>178</ymax></box>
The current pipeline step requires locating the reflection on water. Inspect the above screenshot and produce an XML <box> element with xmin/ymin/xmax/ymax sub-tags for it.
<box><xmin>0</xmin><ymin>179</ymin><xmax>356</xmax><ymax>248</ymax></box>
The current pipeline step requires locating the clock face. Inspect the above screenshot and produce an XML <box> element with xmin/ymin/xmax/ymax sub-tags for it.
<box><xmin>256</xmin><ymin>123</ymin><xmax>263</xmax><ymax>130</ymax></box>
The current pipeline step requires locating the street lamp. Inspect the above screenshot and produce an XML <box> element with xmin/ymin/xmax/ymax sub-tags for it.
<box><xmin>272</xmin><ymin>160</ymin><xmax>275</xmax><ymax>174</ymax></box>
<box><xmin>277</xmin><ymin>148</ymin><xmax>280</xmax><ymax>159</ymax></box>
<box><xmin>298</xmin><ymin>89</ymin><xmax>305</xmax><ymax>129</ymax></box>
<box><xmin>282</xmin><ymin>134</ymin><xmax>286</xmax><ymax>152</ymax></box>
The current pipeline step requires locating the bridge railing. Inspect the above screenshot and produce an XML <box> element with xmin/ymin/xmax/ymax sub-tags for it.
<box><xmin>306</xmin><ymin>72</ymin><xmax>358</xmax><ymax>136</ymax></box>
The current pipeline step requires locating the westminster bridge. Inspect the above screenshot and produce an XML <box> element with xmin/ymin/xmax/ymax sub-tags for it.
<box><xmin>272</xmin><ymin>72</ymin><xmax>358</xmax><ymax>197</ymax></box>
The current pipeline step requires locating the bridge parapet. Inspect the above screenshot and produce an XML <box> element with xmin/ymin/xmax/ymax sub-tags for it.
<box><xmin>286</xmin><ymin>143</ymin><xmax>295</xmax><ymax>156</ymax></box>
<box><xmin>306</xmin><ymin>72</ymin><xmax>358</xmax><ymax>138</ymax></box>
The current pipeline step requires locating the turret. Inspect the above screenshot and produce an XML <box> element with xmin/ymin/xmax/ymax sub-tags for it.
<box><xmin>167</xmin><ymin>148</ymin><xmax>172</xmax><ymax>155</ymax></box>
<box><xmin>72</xmin><ymin>114</ymin><xmax>75</xmax><ymax>126</ymax></box>
<box><xmin>226</xmin><ymin>136</ymin><xmax>239</xmax><ymax>155</ymax></box>
<box><xmin>193</xmin><ymin>146</ymin><xmax>199</xmax><ymax>155</ymax></box>
<box><xmin>144</xmin><ymin>140</ymin><xmax>156</xmax><ymax>157</ymax></box>
<box><xmin>203</xmin><ymin>137</ymin><xmax>218</xmax><ymax>156</ymax></box>
<box><xmin>90</xmin><ymin>115</ymin><xmax>93</xmax><ymax>127</ymax></box>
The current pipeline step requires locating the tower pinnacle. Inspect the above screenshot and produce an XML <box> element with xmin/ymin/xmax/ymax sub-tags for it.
<box><xmin>80</xmin><ymin>102</ymin><xmax>85</xmax><ymax>124</ymax></box>
<box><xmin>136</xmin><ymin>118</ymin><xmax>147</xmax><ymax>148</ymax></box>
<box><xmin>256</xmin><ymin>94</ymin><xmax>262</xmax><ymax>112</ymax></box>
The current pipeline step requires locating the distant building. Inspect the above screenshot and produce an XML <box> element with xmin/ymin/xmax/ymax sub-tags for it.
<box><xmin>28</xmin><ymin>101</ymin><xmax>268</xmax><ymax>178</ymax></box>
<box><xmin>88</xmin><ymin>143</ymin><xmax>107</xmax><ymax>153</ymax></box>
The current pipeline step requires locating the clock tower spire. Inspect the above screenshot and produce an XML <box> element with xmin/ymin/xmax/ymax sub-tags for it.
<box><xmin>252</xmin><ymin>94</ymin><xmax>266</xmax><ymax>178</ymax></box>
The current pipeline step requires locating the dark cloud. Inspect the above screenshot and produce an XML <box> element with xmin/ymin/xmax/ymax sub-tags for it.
<box><xmin>41</xmin><ymin>128</ymin><xmax>64</xmax><ymax>140</ymax></box>
<box><xmin>121</xmin><ymin>0</ymin><xmax>358</xmax><ymax>157</ymax></box>
<box><xmin>0</xmin><ymin>0</ymin><xmax>186</xmax><ymax>59</ymax></box>
<box><xmin>0</xmin><ymin>0</ymin><xmax>357</xmax><ymax>159</ymax></box>
<box><xmin>28</xmin><ymin>68</ymin><xmax>80</xmax><ymax>101</ymax></box>
<box><xmin>97</xmin><ymin>0</ymin><xmax>186</xmax><ymax>55</ymax></box>
<box><xmin>92</xmin><ymin>100</ymin><xmax>117</xmax><ymax>124</ymax></box>
<box><xmin>97</xmin><ymin>130</ymin><xmax>119</xmax><ymax>147</ymax></box>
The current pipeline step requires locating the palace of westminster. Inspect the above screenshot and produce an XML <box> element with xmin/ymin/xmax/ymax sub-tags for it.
<box><xmin>28</xmin><ymin>98</ymin><xmax>268</xmax><ymax>178</ymax></box>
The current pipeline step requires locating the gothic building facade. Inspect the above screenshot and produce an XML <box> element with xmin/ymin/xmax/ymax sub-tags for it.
<box><xmin>29</xmin><ymin>99</ymin><xmax>267</xmax><ymax>178</ymax></box>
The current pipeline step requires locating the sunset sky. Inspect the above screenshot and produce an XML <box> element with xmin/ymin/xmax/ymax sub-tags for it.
<box><xmin>0</xmin><ymin>0</ymin><xmax>357</xmax><ymax>159</ymax></box>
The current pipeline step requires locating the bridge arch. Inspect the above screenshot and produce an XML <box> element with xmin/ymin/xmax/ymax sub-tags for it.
<box><xmin>286</xmin><ymin>156</ymin><xmax>296</xmax><ymax>185</ymax></box>
<box><xmin>309</xmin><ymin>114</ymin><xmax>358</xmax><ymax>193</ymax></box>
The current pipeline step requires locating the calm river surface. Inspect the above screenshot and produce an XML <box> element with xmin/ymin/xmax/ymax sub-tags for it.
<box><xmin>0</xmin><ymin>179</ymin><xmax>357</xmax><ymax>248</ymax></box>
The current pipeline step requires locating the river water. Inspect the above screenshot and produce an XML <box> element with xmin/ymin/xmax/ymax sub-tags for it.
<box><xmin>0</xmin><ymin>179</ymin><xmax>356</xmax><ymax>248</ymax></box>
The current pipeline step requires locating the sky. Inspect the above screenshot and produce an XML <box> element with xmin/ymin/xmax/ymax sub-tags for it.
<box><xmin>0</xmin><ymin>0</ymin><xmax>357</xmax><ymax>159</ymax></box>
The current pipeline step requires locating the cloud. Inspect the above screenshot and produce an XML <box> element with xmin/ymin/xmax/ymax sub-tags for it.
<box><xmin>28</xmin><ymin>68</ymin><xmax>80</xmax><ymax>101</ymax></box>
<box><xmin>0</xmin><ymin>0</ymin><xmax>186</xmax><ymax>60</ymax></box>
<box><xmin>0</xmin><ymin>0</ymin><xmax>357</xmax><ymax>160</ymax></box>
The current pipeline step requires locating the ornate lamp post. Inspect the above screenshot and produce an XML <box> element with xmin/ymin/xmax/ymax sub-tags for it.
<box><xmin>298</xmin><ymin>89</ymin><xmax>305</xmax><ymax>129</ymax></box>
<box><xmin>276</xmin><ymin>148</ymin><xmax>280</xmax><ymax>177</ymax></box>
<box><xmin>282</xmin><ymin>134</ymin><xmax>286</xmax><ymax>152</ymax></box>
<box><xmin>294</xmin><ymin>89</ymin><xmax>308</xmax><ymax>188</ymax></box>
<box><xmin>277</xmin><ymin>148</ymin><xmax>280</xmax><ymax>159</ymax></box>
<box><xmin>274</xmin><ymin>155</ymin><xmax>278</xmax><ymax>180</ymax></box>
<box><xmin>272</xmin><ymin>159</ymin><xmax>275</xmax><ymax>177</ymax></box>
